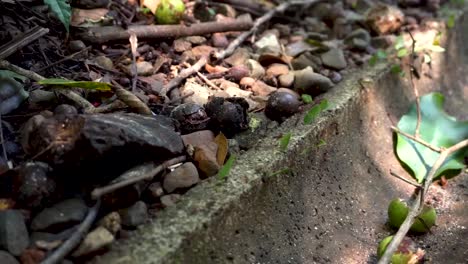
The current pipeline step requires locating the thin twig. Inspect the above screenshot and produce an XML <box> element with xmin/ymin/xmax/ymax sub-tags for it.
<box><xmin>129</xmin><ymin>32</ymin><xmax>138</xmax><ymax>93</ymax></box>
<box><xmin>214</xmin><ymin>0</ymin><xmax>320</xmax><ymax>60</ymax></box>
<box><xmin>196</xmin><ymin>72</ymin><xmax>221</xmax><ymax>90</ymax></box>
<box><xmin>91</xmin><ymin>156</ymin><xmax>186</xmax><ymax>199</ymax></box>
<box><xmin>0</xmin><ymin>26</ymin><xmax>49</xmax><ymax>60</ymax></box>
<box><xmin>378</xmin><ymin>139</ymin><xmax>468</xmax><ymax>264</ymax></box>
<box><xmin>391</xmin><ymin>126</ymin><xmax>441</xmax><ymax>153</ymax></box>
<box><xmin>0</xmin><ymin>113</ymin><xmax>9</xmax><ymax>169</ymax></box>
<box><xmin>161</xmin><ymin>55</ymin><xmax>208</xmax><ymax>96</ymax></box>
<box><xmin>37</xmin><ymin>46</ymin><xmax>90</xmax><ymax>73</ymax></box>
<box><xmin>407</xmin><ymin>31</ymin><xmax>422</xmax><ymax>138</ymax></box>
<box><xmin>111</xmin><ymin>81</ymin><xmax>152</xmax><ymax>115</ymax></box>
<box><xmin>0</xmin><ymin>60</ymin><xmax>95</xmax><ymax>110</ymax></box>
<box><xmin>389</xmin><ymin>170</ymin><xmax>421</xmax><ymax>188</ymax></box>
<box><xmin>40</xmin><ymin>200</ymin><xmax>101</xmax><ymax>264</ymax></box>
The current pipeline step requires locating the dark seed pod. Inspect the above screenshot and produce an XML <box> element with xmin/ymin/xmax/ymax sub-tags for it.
<box><xmin>170</xmin><ymin>103</ymin><xmax>209</xmax><ymax>134</ymax></box>
<box><xmin>205</xmin><ymin>97</ymin><xmax>249</xmax><ymax>137</ymax></box>
<box><xmin>265</xmin><ymin>91</ymin><xmax>301</xmax><ymax>122</ymax></box>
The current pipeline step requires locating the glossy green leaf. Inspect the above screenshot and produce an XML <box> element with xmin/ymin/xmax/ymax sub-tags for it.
<box><xmin>301</xmin><ymin>94</ymin><xmax>313</xmax><ymax>104</ymax></box>
<box><xmin>395</xmin><ymin>93</ymin><xmax>468</xmax><ymax>182</ymax></box>
<box><xmin>38</xmin><ymin>78</ymin><xmax>112</xmax><ymax>91</ymax></box>
<box><xmin>44</xmin><ymin>0</ymin><xmax>71</xmax><ymax>32</ymax></box>
<box><xmin>279</xmin><ymin>132</ymin><xmax>292</xmax><ymax>152</ymax></box>
<box><xmin>218</xmin><ymin>155</ymin><xmax>236</xmax><ymax>180</ymax></box>
<box><xmin>304</xmin><ymin>99</ymin><xmax>328</xmax><ymax>125</ymax></box>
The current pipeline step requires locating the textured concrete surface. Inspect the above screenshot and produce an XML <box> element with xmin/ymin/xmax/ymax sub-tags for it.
<box><xmin>93</xmin><ymin>9</ymin><xmax>468</xmax><ymax>264</ymax></box>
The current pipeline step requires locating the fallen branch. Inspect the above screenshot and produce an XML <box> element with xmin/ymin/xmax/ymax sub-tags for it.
<box><xmin>214</xmin><ymin>0</ymin><xmax>320</xmax><ymax>60</ymax></box>
<box><xmin>0</xmin><ymin>60</ymin><xmax>95</xmax><ymax>110</ymax></box>
<box><xmin>76</xmin><ymin>15</ymin><xmax>253</xmax><ymax>43</ymax></box>
<box><xmin>91</xmin><ymin>156</ymin><xmax>186</xmax><ymax>199</ymax></box>
<box><xmin>40</xmin><ymin>200</ymin><xmax>101</xmax><ymax>264</ymax></box>
<box><xmin>378</xmin><ymin>139</ymin><xmax>468</xmax><ymax>264</ymax></box>
<box><xmin>0</xmin><ymin>26</ymin><xmax>49</xmax><ymax>60</ymax></box>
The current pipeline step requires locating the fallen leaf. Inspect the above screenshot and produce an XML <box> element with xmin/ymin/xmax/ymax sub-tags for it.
<box><xmin>214</xmin><ymin>132</ymin><xmax>228</xmax><ymax>166</ymax></box>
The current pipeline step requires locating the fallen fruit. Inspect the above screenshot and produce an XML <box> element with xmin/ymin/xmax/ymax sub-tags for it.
<box><xmin>377</xmin><ymin>235</ymin><xmax>425</xmax><ymax>264</ymax></box>
<box><xmin>155</xmin><ymin>0</ymin><xmax>185</xmax><ymax>24</ymax></box>
<box><xmin>387</xmin><ymin>198</ymin><xmax>437</xmax><ymax>233</ymax></box>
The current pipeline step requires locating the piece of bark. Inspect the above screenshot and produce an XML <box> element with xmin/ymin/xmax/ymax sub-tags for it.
<box><xmin>76</xmin><ymin>15</ymin><xmax>253</xmax><ymax>44</ymax></box>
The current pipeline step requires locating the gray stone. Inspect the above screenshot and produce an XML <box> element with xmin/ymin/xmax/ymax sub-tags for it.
<box><xmin>147</xmin><ymin>182</ymin><xmax>165</xmax><ymax>199</ymax></box>
<box><xmin>30</xmin><ymin>226</ymin><xmax>76</xmax><ymax>247</ymax></box>
<box><xmin>94</xmin><ymin>56</ymin><xmax>113</xmax><ymax>70</ymax></box>
<box><xmin>185</xmin><ymin>36</ymin><xmax>207</xmax><ymax>45</ymax></box>
<box><xmin>173</xmin><ymin>39</ymin><xmax>192</xmax><ymax>53</ymax></box>
<box><xmin>69</xmin><ymin>40</ymin><xmax>86</xmax><ymax>52</ymax></box>
<box><xmin>119</xmin><ymin>201</ymin><xmax>148</xmax><ymax>228</ymax></box>
<box><xmin>278</xmin><ymin>72</ymin><xmax>295</xmax><ymax>88</ymax></box>
<box><xmin>31</xmin><ymin>198</ymin><xmax>88</xmax><ymax>232</ymax></box>
<box><xmin>291</xmin><ymin>53</ymin><xmax>321</xmax><ymax>71</ymax></box>
<box><xmin>320</xmin><ymin>48</ymin><xmax>347</xmax><ymax>70</ymax></box>
<box><xmin>72</xmin><ymin>226</ymin><xmax>114</xmax><ymax>257</ymax></box>
<box><xmin>247</xmin><ymin>59</ymin><xmax>265</xmax><ymax>79</ymax></box>
<box><xmin>225</xmin><ymin>48</ymin><xmax>250</xmax><ymax>66</ymax></box>
<box><xmin>294</xmin><ymin>67</ymin><xmax>334</xmax><ymax>94</ymax></box>
<box><xmin>0</xmin><ymin>251</ymin><xmax>19</xmax><ymax>264</ymax></box>
<box><xmin>0</xmin><ymin>210</ymin><xmax>29</xmax><ymax>256</ymax></box>
<box><xmin>345</xmin><ymin>29</ymin><xmax>371</xmax><ymax>50</ymax></box>
<box><xmin>163</xmin><ymin>162</ymin><xmax>200</xmax><ymax>193</ymax></box>
<box><xmin>160</xmin><ymin>194</ymin><xmax>181</xmax><ymax>208</ymax></box>
<box><xmin>16</xmin><ymin>162</ymin><xmax>55</xmax><ymax>209</ymax></box>
<box><xmin>371</xmin><ymin>35</ymin><xmax>396</xmax><ymax>49</ymax></box>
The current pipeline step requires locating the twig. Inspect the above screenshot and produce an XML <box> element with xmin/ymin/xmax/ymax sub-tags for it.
<box><xmin>214</xmin><ymin>0</ymin><xmax>320</xmax><ymax>60</ymax></box>
<box><xmin>378</xmin><ymin>139</ymin><xmax>468</xmax><ymax>264</ymax></box>
<box><xmin>389</xmin><ymin>170</ymin><xmax>421</xmax><ymax>188</ymax></box>
<box><xmin>84</xmin><ymin>100</ymin><xmax>127</xmax><ymax>114</ymax></box>
<box><xmin>407</xmin><ymin>31</ymin><xmax>422</xmax><ymax>138</ymax></box>
<box><xmin>37</xmin><ymin>46</ymin><xmax>90</xmax><ymax>73</ymax></box>
<box><xmin>111</xmin><ymin>81</ymin><xmax>153</xmax><ymax>115</ymax></box>
<box><xmin>77</xmin><ymin>16</ymin><xmax>253</xmax><ymax>43</ymax></box>
<box><xmin>0</xmin><ymin>26</ymin><xmax>49</xmax><ymax>60</ymax></box>
<box><xmin>129</xmin><ymin>32</ymin><xmax>138</xmax><ymax>93</ymax></box>
<box><xmin>161</xmin><ymin>55</ymin><xmax>208</xmax><ymax>96</ymax></box>
<box><xmin>91</xmin><ymin>156</ymin><xmax>186</xmax><ymax>199</ymax></box>
<box><xmin>391</xmin><ymin>126</ymin><xmax>441</xmax><ymax>153</ymax></box>
<box><xmin>0</xmin><ymin>113</ymin><xmax>9</xmax><ymax>169</ymax></box>
<box><xmin>0</xmin><ymin>60</ymin><xmax>95</xmax><ymax>110</ymax></box>
<box><xmin>196</xmin><ymin>71</ymin><xmax>221</xmax><ymax>90</ymax></box>
<box><xmin>40</xmin><ymin>200</ymin><xmax>101</xmax><ymax>264</ymax></box>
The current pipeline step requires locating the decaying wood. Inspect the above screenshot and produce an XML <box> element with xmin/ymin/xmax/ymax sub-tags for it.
<box><xmin>76</xmin><ymin>15</ymin><xmax>253</xmax><ymax>43</ymax></box>
<box><xmin>0</xmin><ymin>26</ymin><xmax>49</xmax><ymax>60</ymax></box>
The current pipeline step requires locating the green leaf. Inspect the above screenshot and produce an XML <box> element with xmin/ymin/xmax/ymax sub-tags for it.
<box><xmin>390</xmin><ymin>64</ymin><xmax>402</xmax><ymax>75</ymax></box>
<box><xmin>447</xmin><ymin>14</ymin><xmax>456</xmax><ymax>28</ymax></box>
<box><xmin>376</xmin><ymin>49</ymin><xmax>388</xmax><ymax>59</ymax></box>
<box><xmin>394</xmin><ymin>36</ymin><xmax>405</xmax><ymax>50</ymax></box>
<box><xmin>397</xmin><ymin>48</ymin><xmax>408</xmax><ymax>58</ymax></box>
<box><xmin>38</xmin><ymin>78</ymin><xmax>112</xmax><ymax>91</ymax></box>
<box><xmin>395</xmin><ymin>93</ymin><xmax>468</xmax><ymax>182</ymax></box>
<box><xmin>218</xmin><ymin>155</ymin><xmax>236</xmax><ymax>180</ymax></box>
<box><xmin>301</xmin><ymin>94</ymin><xmax>313</xmax><ymax>104</ymax></box>
<box><xmin>44</xmin><ymin>0</ymin><xmax>71</xmax><ymax>32</ymax></box>
<box><xmin>303</xmin><ymin>99</ymin><xmax>328</xmax><ymax>125</ymax></box>
<box><xmin>279</xmin><ymin>132</ymin><xmax>292</xmax><ymax>151</ymax></box>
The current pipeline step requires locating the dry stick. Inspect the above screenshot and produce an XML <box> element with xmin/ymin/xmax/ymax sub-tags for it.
<box><xmin>214</xmin><ymin>0</ymin><xmax>320</xmax><ymax>60</ymax></box>
<box><xmin>389</xmin><ymin>170</ymin><xmax>421</xmax><ymax>188</ymax></box>
<box><xmin>0</xmin><ymin>60</ymin><xmax>94</xmax><ymax>110</ymax></box>
<box><xmin>91</xmin><ymin>156</ymin><xmax>186</xmax><ymax>199</ymax></box>
<box><xmin>37</xmin><ymin>46</ymin><xmax>91</xmax><ymax>72</ymax></box>
<box><xmin>111</xmin><ymin>81</ymin><xmax>152</xmax><ymax>115</ymax></box>
<box><xmin>77</xmin><ymin>16</ymin><xmax>253</xmax><ymax>43</ymax></box>
<box><xmin>196</xmin><ymin>71</ymin><xmax>221</xmax><ymax>90</ymax></box>
<box><xmin>391</xmin><ymin>126</ymin><xmax>442</xmax><ymax>153</ymax></box>
<box><xmin>0</xmin><ymin>112</ymin><xmax>9</xmax><ymax>168</ymax></box>
<box><xmin>407</xmin><ymin>31</ymin><xmax>422</xmax><ymax>138</ymax></box>
<box><xmin>161</xmin><ymin>55</ymin><xmax>208</xmax><ymax>96</ymax></box>
<box><xmin>378</xmin><ymin>139</ymin><xmax>468</xmax><ymax>264</ymax></box>
<box><xmin>40</xmin><ymin>200</ymin><xmax>101</xmax><ymax>264</ymax></box>
<box><xmin>0</xmin><ymin>26</ymin><xmax>49</xmax><ymax>60</ymax></box>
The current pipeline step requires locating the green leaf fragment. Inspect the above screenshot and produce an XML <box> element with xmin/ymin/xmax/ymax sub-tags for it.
<box><xmin>301</xmin><ymin>94</ymin><xmax>313</xmax><ymax>104</ymax></box>
<box><xmin>317</xmin><ymin>139</ymin><xmax>326</xmax><ymax>147</ymax></box>
<box><xmin>44</xmin><ymin>0</ymin><xmax>71</xmax><ymax>32</ymax></box>
<box><xmin>394</xmin><ymin>36</ymin><xmax>405</xmax><ymax>50</ymax></box>
<box><xmin>304</xmin><ymin>99</ymin><xmax>328</xmax><ymax>125</ymax></box>
<box><xmin>38</xmin><ymin>78</ymin><xmax>112</xmax><ymax>91</ymax></box>
<box><xmin>447</xmin><ymin>14</ymin><xmax>456</xmax><ymax>28</ymax></box>
<box><xmin>218</xmin><ymin>155</ymin><xmax>236</xmax><ymax>180</ymax></box>
<box><xmin>395</xmin><ymin>92</ymin><xmax>468</xmax><ymax>182</ymax></box>
<box><xmin>376</xmin><ymin>49</ymin><xmax>388</xmax><ymax>59</ymax></box>
<box><xmin>390</xmin><ymin>64</ymin><xmax>403</xmax><ymax>75</ymax></box>
<box><xmin>279</xmin><ymin>132</ymin><xmax>292</xmax><ymax>151</ymax></box>
<box><xmin>397</xmin><ymin>48</ymin><xmax>408</xmax><ymax>58</ymax></box>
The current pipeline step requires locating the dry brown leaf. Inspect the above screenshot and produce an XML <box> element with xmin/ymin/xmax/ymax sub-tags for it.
<box><xmin>0</xmin><ymin>199</ymin><xmax>15</xmax><ymax>210</ymax></box>
<box><xmin>214</xmin><ymin>132</ymin><xmax>228</xmax><ymax>166</ymax></box>
<box><xmin>205</xmin><ymin>64</ymin><xmax>228</xmax><ymax>74</ymax></box>
<box><xmin>141</xmin><ymin>0</ymin><xmax>161</xmax><ymax>14</ymax></box>
<box><xmin>71</xmin><ymin>8</ymin><xmax>109</xmax><ymax>27</ymax></box>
